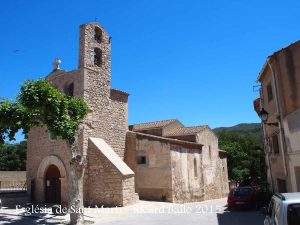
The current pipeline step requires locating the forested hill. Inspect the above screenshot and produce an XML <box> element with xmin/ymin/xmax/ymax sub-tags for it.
<box><xmin>213</xmin><ymin>123</ymin><xmax>261</xmax><ymax>132</ymax></box>
<box><xmin>213</xmin><ymin>123</ymin><xmax>266</xmax><ymax>183</ymax></box>
<box><xmin>213</xmin><ymin>123</ymin><xmax>263</xmax><ymax>145</ymax></box>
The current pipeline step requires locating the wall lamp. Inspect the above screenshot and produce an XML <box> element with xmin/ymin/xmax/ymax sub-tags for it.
<box><xmin>258</xmin><ymin>108</ymin><xmax>279</xmax><ymax>127</ymax></box>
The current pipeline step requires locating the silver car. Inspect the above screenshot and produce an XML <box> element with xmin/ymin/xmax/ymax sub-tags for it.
<box><xmin>264</xmin><ymin>193</ymin><xmax>300</xmax><ymax>225</ymax></box>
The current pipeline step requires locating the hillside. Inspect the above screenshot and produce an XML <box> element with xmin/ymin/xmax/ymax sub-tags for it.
<box><xmin>213</xmin><ymin>123</ymin><xmax>266</xmax><ymax>182</ymax></box>
<box><xmin>214</xmin><ymin>123</ymin><xmax>261</xmax><ymax>132</ymax></box>
<box><xmin>213</xmin><ymin>123</ymin><xmax>263</xmax><ymax>145</ymax></box>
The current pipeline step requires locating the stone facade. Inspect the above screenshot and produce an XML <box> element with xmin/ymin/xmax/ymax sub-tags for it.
<box><xmin>27</xmin><ymin>22</ymin><xmax>136</xmax><ymax>207</ymax></box>
<box><xmin>0</xmin><ymin>171</ymin><xmax>26</xmax><ymax>189</ymax></box>
<box><xmin>26</xmin><ymin>22</ymin><xmax>228</xmax><ymax>207</ymax></box>
<box><xmin>126</xmin><ymin>121</ymin><xmax>229</xmax><ymax>203</ymax></box>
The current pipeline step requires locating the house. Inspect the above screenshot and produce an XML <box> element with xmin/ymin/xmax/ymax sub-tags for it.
<box><xmin>254</xmin><ymin>40</ymin><xmax>300</xmax><ymax>192</ymax></box>
<box><xmin>126</xmin><ymin>119</ymin><xmax>229</xmax><ymax>202</ymax></box>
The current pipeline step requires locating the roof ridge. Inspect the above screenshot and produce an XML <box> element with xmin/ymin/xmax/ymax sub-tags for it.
<box><xmin>131</xmin><ymin>118</ymin><xmax>177</xmax><ymax>126</ymax></box>
<box><xmin>183</xmin><ymin>125</ymin><xmax>208</xmax><ymax>129</ymax></box>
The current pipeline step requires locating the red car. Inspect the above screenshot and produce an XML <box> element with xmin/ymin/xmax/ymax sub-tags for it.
<box><xmin>227</xmin><ymin>186</ymin><xmax>257</xmax><ymax>209</ymax></box>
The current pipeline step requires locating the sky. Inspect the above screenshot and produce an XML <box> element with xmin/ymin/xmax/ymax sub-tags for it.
<box><xmin>1</xmin><ymin>0</ymin><xmax>300</xmax><ymax>135</ymax></box>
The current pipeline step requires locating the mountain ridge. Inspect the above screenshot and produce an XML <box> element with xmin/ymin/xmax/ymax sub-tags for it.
<box><xmin>213</xmin><ymin>122</ymin><xmax>263</xmax><ymax>144</ymax></box>
<box><xmin>213</xmin><ymin>122</ymin><xmax>261</xmax><ymax>132</ymax></box>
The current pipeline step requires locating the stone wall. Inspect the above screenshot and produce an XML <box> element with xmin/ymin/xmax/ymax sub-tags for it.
<box><xmin>26</xmin><ymin>68</ymin><xmax>83</xmax><ymax>206</ymax></box>
<box><xmin>27</xmin><ymin>22</ymin><xmax>136</xmax><ymax>207</ymax></box>
<box><xmin>0</xmin><ymin>171</ymin><xmax>26</xmax><ymax>181</ymax></box>
<box><xmin>170</xmin><ymin>145</ymin><xmax>204</xmax><ymax>203</ymax></box>
<box><xmin>26</xmin><ymin>127</ymin><xmax>70</xmax><ymax>205</ymax></box>
<box><xmin>196</xmin><ymin>128</ymin><xmax>229</xmax><ymax>200</ymax></box>
<box><xmin>283</xmin><ymin>106</ymin><xmax>300</xmax><ymax>192</ymax></box>
<box><xmin>168</xmin><ymin>135</ymin><xmax>196</xmax><ymax>143</ymax></box>
<box><xmin>84</xmin><ymin>139</ymin><xmax>124</xmax><ymax>206</ymax></box>
<box><xmin>219</xmin><ymin>154</ymin><xmax>229</xmax><ymax>196</ymax></box>
<box><xmin>125</xmin><ymin>132</ymin><xmax>173</xmax><ymax>201</ymax></box>
<box><xmin>273</xmin><ymin>41</ymin><xmax>300</xmax><ymax>117</ymax></box>
<box><xmin>122</xmin><ymin>176</ymin><xmax>137</xmax><ymax>206</ymax></box>
<box><xmin>47</xmin><ymin>69</ymin><xmax>84</xmax><ymax>97</ymax></box>
<box><xmin>79</xmin><ymin>23</ymin><xmax>128</xmax><ymax>159</ymax></box>
<box><xmin>0</xmin><ymin>171</ymin><xmax>26</xmax><ymax>189</ymax></box>
<box><xmin>125</xmin><ymin>131</ymin><xmax>207</xmax><ymax>203</ymax></box>
<box><xmin>78</xmin><ymin>23</ymin><xmax>131</xmax><ymax>206</ymax></box>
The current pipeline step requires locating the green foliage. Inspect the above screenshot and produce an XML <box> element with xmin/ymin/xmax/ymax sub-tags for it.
<box><xmin>214</xmin><ymin>123</ymin><xmax>263</xmax><ymax>144</ymax></box>
<box><xmin>0</xmin><ymin>79</ymin><xmax>88</xmax><ymax>145</ymax></box>
<box><xmin>215</xmin><ymin>124</ymin><xmax>267</xmax><ymax>185</ymax></box>
<box><xmin>0</xmin><ymin>141</ymin><xmax>26</xmax><ymax>171</ymax></box>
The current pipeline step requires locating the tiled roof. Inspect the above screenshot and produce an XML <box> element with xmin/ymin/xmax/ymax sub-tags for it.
<box><xmin>130</xmin><ymin>119</ymin><xmax>179</xmax><ymax>131</ymax></box>
<box><xmin>164</xmin><ymin>125</ymin><xmax>208</xmax><ymax>137</ymax></box>
<box><xmin>110</xmin><ymin>88</ymin><xmax>129</xmax><ymax>96</ymax></box>
<box><xmin>127</xmin><ymin>131</ymin><xmax>203</xmax><ymax>149</ymax></box>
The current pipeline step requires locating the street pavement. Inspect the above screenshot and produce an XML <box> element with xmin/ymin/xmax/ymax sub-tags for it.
<box><xmin>93</xmin><ymin>198</ymin><xmax>264</xmax><ymax>225</ymax></box>
<box><xmin>0</xmin><ymin>198</ymin><xmax>264</xmax><ymax>225</ymax></box>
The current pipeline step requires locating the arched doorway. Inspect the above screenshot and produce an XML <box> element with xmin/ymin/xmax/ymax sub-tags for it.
<box><xmin>36</xmin><ymin>155</ymin><xmax>68</xmax><ymax>205</ymax></box>
<box><xmin>45</xmin><ymin>164</ymin><xmax>61</xmax><ymax>204</ymax></box>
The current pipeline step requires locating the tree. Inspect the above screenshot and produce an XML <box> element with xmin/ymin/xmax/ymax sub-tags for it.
<box><xmin>217</xmin><ymin>130</ymin><xmax>267</xmax><ymax>187</ymax></box>
<box><xmin>0</xmin><ymin>141</ymin><xmax>27</xmax><ymax>171</ymax></box>
<box><xmin>0</xmin><ymin>80</ymin><xmax>88</xmax><ymax>225</ymax></box>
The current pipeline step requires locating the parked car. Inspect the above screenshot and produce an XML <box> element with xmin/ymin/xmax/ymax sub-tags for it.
<box><xmin>263</xmin><ymin>193</ymin><xmax>300</xmax><ymax>225</ymax></box>
<box><xmin>227</xmin><ymin>186</ymin><xmax>257</xmax><ymax>209</ymax></box>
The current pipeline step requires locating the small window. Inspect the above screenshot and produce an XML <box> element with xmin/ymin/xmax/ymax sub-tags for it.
<box><xmin>208</xmin><ymin>145</ymin><xmax>212</xmax><ymax>159</ymax></box>
<box><xmin>272</xmin><ymin>134</ymin><xmax>280</xmax><ymax>154</ymax></box>
<box><xmin>94</xmin><ymin>48</ymin><xmax>102</xmax><ymax>67</ymax></box>
<box><xmin>64</xmin><ymin>82</ymin><xmax>74</xmax><ymax>96</ymax></box>
<box><xmin>267</xmin><ymin>83</ymin><xmax>273</xmax><ymax>102</ymax></box>
<box><xmin>95</xmin><ymin>27</ymin><xmax>102</xmax><ymax>43</ymax></box>
<box><xmin>137</xmin><ymin>156</ymin><xmax>146</xmax><ymax>165</ymax></box>
<box><xmin>194</xmin><ymin>158</ymin><xmax>198</xmax><ymax>177</ymax></box>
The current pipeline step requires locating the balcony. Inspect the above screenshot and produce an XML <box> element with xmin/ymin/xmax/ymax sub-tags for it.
<box><xmin>253</xmin><ymin>97</ymin><xmax>261</xmax><ymax>115</ymax></box>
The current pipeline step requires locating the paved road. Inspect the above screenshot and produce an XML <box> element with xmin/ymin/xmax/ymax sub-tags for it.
<box><xmin>0</xmin><ymin>198</ymin><xmax>264</xmax><ymax>225</ymax></box>
<box><xmin>92</xmin><ymin>198</ymin><xmax>264</xmax><ymax>225</ymax></box>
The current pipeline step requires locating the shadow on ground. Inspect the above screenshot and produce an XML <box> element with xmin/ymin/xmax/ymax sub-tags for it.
<box><xmin>0</xmin><ymin>212</ymin><xmax>67</xmax><ymax>225</ymax></box>
<box><xmin>0</xmin><ymin>204</ymin><xmax>67</xmax><ymax>225</ymax></box>
<box><xmin>217</xmin><ymin>208</ymin><xmax>264</xmax><ymax>225</ymax></box>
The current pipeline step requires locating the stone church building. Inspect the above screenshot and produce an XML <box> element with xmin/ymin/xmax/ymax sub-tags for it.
<box><xmin>26</xmin><ymin>22</ymin><xmax>229</xmax><ymax>207</ymax></box>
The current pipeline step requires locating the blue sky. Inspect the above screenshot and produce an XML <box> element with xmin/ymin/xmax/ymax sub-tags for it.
<box><xmin>1</xmin><ymin>0</ymin><xmax>300</xmax><ymax>134</ymax></box>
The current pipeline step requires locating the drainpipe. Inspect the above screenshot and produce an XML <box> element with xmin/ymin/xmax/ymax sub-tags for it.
<box><xmin>267</xmin><ymin>58</ymin><xmax>289</xmax><ymax>187</ymax></box>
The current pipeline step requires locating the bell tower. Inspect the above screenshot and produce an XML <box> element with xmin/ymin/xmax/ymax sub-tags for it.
<box><xmin>79</xmin><ymin>22</ymin><xmax>111</xmax><ymax>96</ymax></box>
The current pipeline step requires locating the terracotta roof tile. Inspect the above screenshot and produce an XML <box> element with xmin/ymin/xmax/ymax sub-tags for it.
<box><xmin>164</xmin><ymin>125</ymin><xmax>208</xmax><ymax>136</ymax></box>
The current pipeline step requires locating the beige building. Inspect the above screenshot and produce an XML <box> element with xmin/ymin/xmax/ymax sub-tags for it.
<box><xmin>126</xmin><ymin>120</ymin><xmax>229</xmax><ymax>202</ymax></box>
<box><xmin>254</xmin><ymin>40</ymin><xmax>300</xmax><ymax>193</ymax></box>
<box><xmin>26</xmin><ymin>22</ymin><xmax>229</xmax><ymax>206</ymax></box>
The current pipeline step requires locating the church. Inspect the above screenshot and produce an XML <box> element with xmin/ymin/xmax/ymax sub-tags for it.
<box><xmin>26</xmin><ymin>22</ymin><xmax>229</xmax><ymax>207</ymax></box>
